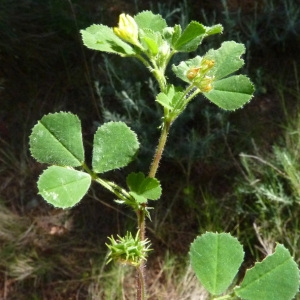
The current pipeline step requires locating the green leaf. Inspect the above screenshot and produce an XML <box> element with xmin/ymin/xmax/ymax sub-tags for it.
<box><xmin>205</xmin><ymin>24</ymin><xmax>223</xmax><ymax>35</ymax></box>
<box><xmin>156</xmin><ymin>92</ymin><xmax>172</xmax><ymax>109</ymax></box>
<box><xmin>139</xmin><ymin>29</ymin><xmax>162</xmax><ymax>56</ymax></box>
<box><xmin>204</xmin><ymin>75</ymin><xmax>254</xmax><ymax>110</ymax></box>
<box><xmin>173</xmin><ymin>21</ymin><xmax>206</xmax><ymax>52</ymax></box>
<box><xmin>162</xmin><ymin>25</ymin><xmax>181</xmax><ymax>45</ymax></box>
<box><xmin>156</xmin><ymin>85</ymin><xmax>184</xmax><ymax>110</ymax></box>
<box><xmin>235</xmin><ymin>244</ymin><xmax>300</xmax><ymax>300</ymax></box>
<box><xmin>80</xmin><ymin>24</ymin><xmax>136</xmax><ymax>56</ymax></box>
<box><xmin>29</xmin><ymin>112</ymin><xmax>84</xmax><ymax>167</ymax></box>
<box><xmin>126</xmin><ymin>172</ymin><xmax>162</xmax><ymax>203</ymax></box>
<box><xmin>92</xmin><ymin>122</ymin><xmax>139</xmax><ymax>173</ymax></box>
<box><xmin>205</xmin><ymin>41</ymin><xmax>246</xmax><ymax>80</ymax></box>
<box><xmin>190</xmin><ymin>232</ymin><xmax>244</xmax><ymax>296</ymax></box>
<box><xmin>171</xmin><ymin>24</ymin><xmax>182</xmax><ymax>45</ymax></box>
<box><xmin>134</xmin><ymin>11</ymin><xmax>167</xmax><ymax>33</ymax></box>
<box><xmin>38</xmin><ymin>166</ymin><xmax>91</xmax><ymax>208</ymax></box>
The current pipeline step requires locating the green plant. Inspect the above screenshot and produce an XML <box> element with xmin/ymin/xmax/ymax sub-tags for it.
<box><xmin>190</xmin><ymin>232</ymin><xmax>299</xmax><ymax>300</ymax></box>
<box><xmin>28</xmin><ymin>10</ymin><xmax>299</xmax><ymax>299</ymax></box>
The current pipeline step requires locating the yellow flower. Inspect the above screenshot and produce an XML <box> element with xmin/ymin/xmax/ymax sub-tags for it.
<box><xmin>113</xmin><ymin>13</ymin><xmax>140</xmax><ymax>46</ymax></box>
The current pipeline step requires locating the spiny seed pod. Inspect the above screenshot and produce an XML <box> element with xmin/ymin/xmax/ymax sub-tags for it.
<box><xmin>186</xmin><ymin>67</ymin><xmax>201</xmax><ymax>80</ymax></box>
<box><xmin>106</xmin><ymin>230</ymin><xmax>152</xmax><ymax>267</ymax></box>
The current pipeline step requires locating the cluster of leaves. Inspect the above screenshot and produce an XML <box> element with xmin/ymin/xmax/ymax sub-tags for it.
<box><xmin>81</xmin><ymin>10</ymin><xmax>254</xmax><ymax>120</ymax></box>
<box><xmin>29</xmin><ymin>112</ymin><xmax>161</xmax><ymax>211</ymax></box>
<box><xmin>190</xmin><ymin>232</ymin><xmax>300</xmax><ymax>300</ymax></box>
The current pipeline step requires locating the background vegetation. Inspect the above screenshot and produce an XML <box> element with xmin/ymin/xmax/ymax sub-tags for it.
<box><xmin>1</xmin><ymin>0</ymin><xmax>300</xmax><ymax>298</ymax></box>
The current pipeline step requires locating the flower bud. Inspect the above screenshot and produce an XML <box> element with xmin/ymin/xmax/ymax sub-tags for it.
<box><xmin>156</xmin><ymin>41</ymin><xmax>170</xmax><ymax>64</ymax></box>
<box><xmin>113</xmin><ymin>13</ymin><xmax>140</xmax><ymax>46</ymax></box>
<box><xmin>200</xmin><ymin>59</ymin><xmax>215</xmax><ymax>73</ymax></box>
<box><xmin>198</xmin><ymin>76</ymin><xmax>214</xmax><ymax>92</ymax></box>
<box><xmin>186</xmin><ymin>67</ymin><xmax>201</xmax><ymax>80</ymax></box>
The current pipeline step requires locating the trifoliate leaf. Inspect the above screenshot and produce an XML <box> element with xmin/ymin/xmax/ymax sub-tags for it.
<box><xmin>92</xmin><ymin>122</ymin><xmax>139</xmax><ymax>173</ymax></box>
<box><xmin>81</xmin><ymin>24</ymin><xmax>136</xmax><ymax>56</ymax></box>
<box><xmin>126</xmin><ymin>172</ymin><xmax>162</xmax><ymax>203</ymax></box>
<box><xmin>38</xmin><ymin>166</ymin><xmax>91</xmax><ymax>208</ymax></box>
<box><xmin>29</xmin><ymin>112</ymin><xmax>84</xmax><ymax>167</ymax></box>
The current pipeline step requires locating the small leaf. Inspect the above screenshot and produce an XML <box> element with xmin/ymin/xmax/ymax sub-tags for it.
<box><xmin>38</xmin><ymin>166</ymin><xmax>91</xmax><ymax>208</ymax></box>
<box><xmin>156</xmin><ymin>85</ymin><xmax>183</xmax><ymax>110</ymax></box>
<box><xmin>235</xmin><ymin>244</ymin><xmax>300</xmax><ymax>300</ymax></box>
<box><xmin>139</xmin><ymin>29</ymin><xmax>162</xmax><ymax>56</ymax></box>
<box><xmin>29</xmin><ymin>112</ymin><xmax>84</xmax><ymax>167</ymax></box>
<box><xmin>92</xmin><ymin>122</ymin><xmax>139</xmax><ymax>173</ymax></box>
<box><xmin>81</xmin><ymin>24</ymin><xmax>136</xmax><ymax>56</ymax></box>
<box><xmin>156</xmin><ymin>92</ymin><xmax>172</xmax><ymax>109</ymax></box>
<box><xmin>134</xmin><ymin>11</ymin><xmax>167</xmax><ymax>33</ymax></box>
<box><xmin>190</xmin><ymin>232</ymin><xmax>244</xmax><ymax>296</ymax></box>
<box><xmin>173</xmin><ymin>21</ymin><xmax>206</xmax><ymax>52</ymax></box>
<box><xmin>127</xmin><ymin>172</ymin><xmax>162</xmax><ymax>203</ymax></box>
<box><xmin>204</xmin><ymin>75</ymin><xmax>254</xmax><ymax>110</ymax></box>
<box><xmin>171</xmin><ymin>24</ymin><xmax>182</xmax><ymax>45</ymax></box>
<box><xmin>162</xmin><ymin>25</ymin><xmax>181</xmax><ymax>45</ymax></box>
<box><xmin>205</xmin><ymin>24</ymin><xmax>223</xmax><ymax>35</ymax></box>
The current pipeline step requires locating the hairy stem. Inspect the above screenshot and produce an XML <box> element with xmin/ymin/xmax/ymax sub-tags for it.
<box><xmin>136</xmin><ymin>120</ymin><xmax>171</xmax><ymax>300</ymax></box>
<box><xmin>136</xmin><ymin>262</ymin><xmax>146</xmax><ymax>300</ymax></box>
<box><xmin>148</xmin><ymin>120</ymin><xmax>171</xmax><ymax>178</ymax></box>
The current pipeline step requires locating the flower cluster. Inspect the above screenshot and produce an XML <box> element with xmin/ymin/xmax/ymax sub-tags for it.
<box><xmin>186</xmin><ymin>59</ymin><xmax>215</xmax><ymax>92</ymax></box>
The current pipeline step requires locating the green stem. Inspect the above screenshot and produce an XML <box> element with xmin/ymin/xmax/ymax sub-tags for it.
<box><xmin>134</xmin><ymin>52</ymin><xmax>174</xmax><ymax>300</ymax></box>
<box><xmin>213</xmin><ymin>294</ymin><xmax>233</xmax><ymax>300</ymax></box>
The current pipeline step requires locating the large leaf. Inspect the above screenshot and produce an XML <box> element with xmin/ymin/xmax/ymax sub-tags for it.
<box><xmin>190</xmin><ymin>232</ymin><xmax>244</xmax><ymax>296</ymax></box>
<box><xmin>235</xmin><ymin>244</ymin><xmax>300</xmax><ymax>300</ymax></box>
<box><xmin>38</xmin><ymin>166</ymin><xmax>91</xmax><ymax>208</ymax></box>
<box><xmin>204</xmin><ymin>75</ymin><xmax>254</xmax><ymax>110</ymax></box>
<box><xmin>134</xmin><ymin>11</ymin><xmax>167</xmax><ymax>33</ymax></box>
<box><xmin>80</xmin><ymin>24</ymin><xmax>136</xmax><ymax>56</ymax></box>
<box><xmin>29</xmin><ymin>112</ymin><xmax>84</xmax><ymax>167</ymax></box>
<box><xmin>92</xmin><ymin>122</ymin><xmax>139</xmax><ymax>173</ymax></box>
<box><xmin>126</xmin><ymin>172</ymin><xmax>162</xmax><ymax>203</ymax></box>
